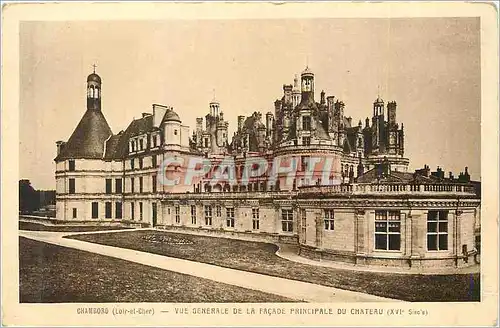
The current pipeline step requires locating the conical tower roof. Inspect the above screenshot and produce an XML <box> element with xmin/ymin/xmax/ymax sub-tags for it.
<box><xmin>55</xmin><ymin>109</ymin><xmax>112</xmax><ymax>161</ymax></box>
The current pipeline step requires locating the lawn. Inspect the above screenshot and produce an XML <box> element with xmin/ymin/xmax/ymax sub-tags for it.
<box><xmin>69</xmin><ymin>230</ymin><xmax>480</xmax><ymax>302</ymax></box>
<box><xmin>19</xmin><ymin>221</ymin><xmax>132</xmax><ymax>232</ymax></box>
<box><xmin>19</xmin><ymin>237</ymin><xmax>294</xmax><ymax>303</ymax></box>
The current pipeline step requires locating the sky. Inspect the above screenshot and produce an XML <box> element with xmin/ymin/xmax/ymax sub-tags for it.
<box><xmin>19</xmin><ymin>18</ymin><xmax>481</xmax><ymax>190</ymax></box>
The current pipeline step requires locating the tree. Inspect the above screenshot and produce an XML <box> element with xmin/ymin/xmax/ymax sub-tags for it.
<box><xmin>19</xmin><ymin>179</ymin><xmax>40</xmax><ymax>213</ymax></box>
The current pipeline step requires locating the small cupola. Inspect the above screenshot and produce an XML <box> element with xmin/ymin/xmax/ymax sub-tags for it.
<box><xmin>86</xmin><ymin>64</ymin><xmax>102</xmax><ymax>111</ymax></box>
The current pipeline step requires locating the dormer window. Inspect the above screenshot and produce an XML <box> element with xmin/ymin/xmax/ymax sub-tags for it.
<box><xmin>302</xmin><ymin>116</ymin><xmax>311</xmax><ymax>131</ymax></box>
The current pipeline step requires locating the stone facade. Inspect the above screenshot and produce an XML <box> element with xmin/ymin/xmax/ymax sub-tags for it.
<box><xmin>54</xmin><ymin>68</ymin><xmax>481</xmax><ymax>270</ymax></box>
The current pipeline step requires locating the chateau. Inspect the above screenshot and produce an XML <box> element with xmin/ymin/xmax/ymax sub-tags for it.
<box><xmin>55</xmin><ymin>67</ymin><xmax>480</xmax><ymax>269</ymax></box>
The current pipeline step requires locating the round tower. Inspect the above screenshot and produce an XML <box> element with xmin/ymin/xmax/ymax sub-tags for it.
<box><xmin>86</xmin><ymin>66</ymin><xmax>102</xmax><ymax>111</ymax></box>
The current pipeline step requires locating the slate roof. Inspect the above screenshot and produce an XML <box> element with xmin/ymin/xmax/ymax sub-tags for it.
<box><xmin>356</xmin><ymin>167</ymin><xmax>466</xmax><ymax>184</ymax></box>
<box><xmin>164</xmin><ymin>110</ymin><xmax>181</xmax><ymax>122</ymax></box>
<box><xmin>103</xmin><ymin>134</ymin><xmax>123</xmax><ymax>160</ymax></box>
<box><xmin>103</xmin><ymin>115</ymin><xmax>155</xmax><ymax>160</ymax></box>
<box><xmin>315</xmin><ymin>121</ymin><xmax>331</xmax><ymax>140</ymax></box>
<box><xmin>87</xmin><ymin>73</ymin><xmax>102</xmax><ymax>83</ymax></box>
<box><xmin>55</xmin><ymin>109</ymin><xmax>112</xmax><ymax>161</ymax></box>
<box><xmin>296</xmin><ymin>94</ymin><xmax>318</xmax><ymax>111</ymax></box>
<box><xmin>229</xmin><ymin>114</ymin><xmax>265</xmax><ymax>152</ymax></box>
<box><xmin>126</xmin><ymin>115</ymin><xmax>154</xmax><ymax>136</ymax></box>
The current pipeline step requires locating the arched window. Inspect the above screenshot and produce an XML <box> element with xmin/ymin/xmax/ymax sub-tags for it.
<box><xmin>95</xmin><ymin>87</ymin><xmax>100</xmax><ymax>98</ymax></box>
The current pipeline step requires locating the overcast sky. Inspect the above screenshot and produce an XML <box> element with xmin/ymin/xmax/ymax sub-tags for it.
<box><xmin>20</xmin><ymin>18</ymin><xmax>480</xmax><ymax>190</ymax></box>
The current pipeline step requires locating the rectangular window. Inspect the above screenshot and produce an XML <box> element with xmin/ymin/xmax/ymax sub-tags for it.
<box><xmin>105</xmin><ymin>178</ymin><xmax>112</xmax><ymax>194</ymax></box>
<box><xmin>152</xmin><ymin>135</ymin><xmax>157</xmax><ymax>148</ymax></box>
<box><xmin>427</xmin><ymin>210</ymin><xmax>448</xmax><ymax>251</ymax></box>
<box><xmin>72</xmin><ymin>208</ymin><xmax>77</xmax><ymax>219</ymax></box>
<box><xmin>375</xmin><ymin>210</ymin><xmax>401</xmax><ymax>251</ymax></box>
<box><xmin>139</xmin><ymin>202</ymin><xmax>143</xmax><ymax>221</ymax></box>
<box><xmin>139</xmin><ymin>157</ymin><xmax>143</xmax><ymax>169</ymax></box>
<box><xmin>139</xmin><ymin>177</ymin><xmax>143</xmax><ymax>193</ymax></box>
<box><xmin>302</xmin><ymin>137</ymin><xmax>311</xmax><ymax>146</ymax></box>
<box><xmin>216</xmin><ymin>205</ymin><xmax>222</xmax><ymax>217</ymax></box>
<box><xmin>152</xmin><ymin>175</ymin><xmax>157</xmax><ymax>193</ymax></box>
<box><xmin>115</xmin><ymin>202</ymin><xmax>122</xmax><ymax>219</ymax></box>
<box><xmin>68</xmin><ymin>178</ymin><xmax>75</xmax><ymax>194</ymax></box>
<box><xmin>301</xmin><ymin>156</ymin><xmax>310</xmax><ymax>171</ymax></box>
<box><xmin>152</xmin><ymin>155</ymin><xmax>157</xmax><ymax>167</ymax></box>
<box><xmin>205</xmin><ymin>205</ymin><xmax>213</xmax><ymax>225</ymax></box>
<box><xmin>324</xmin><ymin>209</ymin><xmax>335</xmax><ymax>230</ymax></box>
<box><xmin>302</xmin><ymin>116</ymin><xmax>311</xmax><ymax>131</ymax></box>
<box><xmin>226</xmin><ymin>207</ymin><xmax>235</xmax><ymax>227</ymax></box>
<box><xmin>131</xmin><ymin>202</ymin><xmax>135</xmax><ymax>220</ymax></box>
<box><xmin>191</xmin><ymin>205</ymin><xmax>197</xmax><ymax>225</ymax></box>
<box><xmin>131</xmin><ymin>141</ymin><xmax>135</xmax><ymax>152</ymax></box>
<box><xmin>68</xmin><ymin>160</ymin><xmax>75</xmax><ymax>171</ymax></box>
<box><xmin>105</xmin><ymin>202</ymin><xmax>112</xmax><ymax>219</ymax></box>
<box><xmin>152</xmin><ymin>203</ymin><xmax>157</xmax><ymax>222</ymax></box>
<box><xmin>130</xmin><ymin>159</ymin><xmax>135</xmax><ymax>170</ymax></box>
<box><xmin>139</xmin><ymin>139</ymin><xmax>144</xmax><ymax>150</ymax></box>
<box><xmin>281</xmin><ymin>209</ymin><xmax>294</xmax><ymax>232</ymax></box>
<box><xmin>252</xmin><ymin>208</ymin><xmax>259</xmax><ymax>230</ymax></box>
<box><xmin>115</xmin><ymin>178</ymin><xmax>122</xmax><ymax>194</ymax></box>
<box><xmin>91</xmin><ymin>202</ymin><xmax>98</xmax><ymax>219</ymax></box>
<box><xmin>175</xmin><ymin>206</ymin><xmax>180</xmax><ymax>224</ymax></box>
<box><xmin>130</xmin><ymin>177</ymin><xmax>135</xmax><ymax>193</ymax></box>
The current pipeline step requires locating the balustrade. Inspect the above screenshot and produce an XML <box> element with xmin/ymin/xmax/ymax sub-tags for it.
<box><xmin>298</xmin><ymin>183</ymin><xmax>477</xmax><ymax>195</ymax></box>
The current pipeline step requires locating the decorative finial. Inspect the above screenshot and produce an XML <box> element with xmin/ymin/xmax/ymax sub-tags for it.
<box><xmin>377</xmin><ymin>85</ymin><xmax>380</xmax><ymax>98</ymax></box>
<box><xmin>92</xmin><ymin>63</ymin><xmax>97</xmax><ymax>74</ymax></box>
